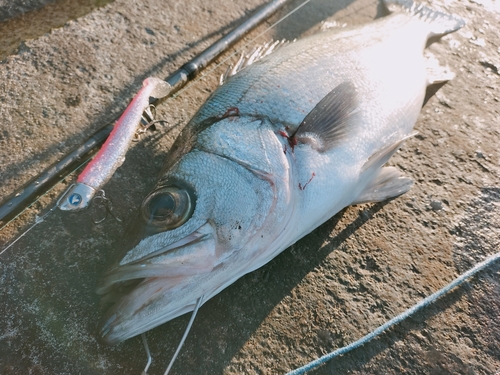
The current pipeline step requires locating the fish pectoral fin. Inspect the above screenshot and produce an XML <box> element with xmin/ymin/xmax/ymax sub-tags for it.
<box><xmin>291</xmin><ymin>82</ymin><xmax>359</xmax><ymax>153</ymax></box>
<box><xmin>353</xmin><ymin>167</ymin><xmax>413</xmax><ymax>204</ymax></box>
<box><xmin>353</xmin><ymin>133</ymin><xmax>415</xmax><ymax>204</ymax></box>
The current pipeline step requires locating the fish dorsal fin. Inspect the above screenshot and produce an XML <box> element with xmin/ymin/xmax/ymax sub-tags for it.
<box><xmin>291</xmin><ymin>82</ymin><xmax>359</xmax><ymax>153</ymax></box>
<box><xmin>382</xmin><ymin>0</ymin><xmax>465</xmax><ymax>43</ymax></box>
<box><xmin>220</xmin><ymin>40</ymin><xmax>289</xmax><ymax>85</ymax></box>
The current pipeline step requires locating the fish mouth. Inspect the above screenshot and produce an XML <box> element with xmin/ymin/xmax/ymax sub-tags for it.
<box><xmin>97</xmin><ymin>222</ymin><xmax>217</xmax><ymax>345</ymax></box>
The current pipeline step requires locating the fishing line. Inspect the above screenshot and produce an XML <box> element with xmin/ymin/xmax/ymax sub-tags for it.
<box><xmin>0</xmin><ymin>209</ymin><xmax>51</xmax><ymax>256</ymax></box>
<box><xmin>0</xmin><ymin>156</ymin><xmax>93</xmax><ymax>256</ymax></box>
<box><xmin>163</xmin><ymin>295</ymin><xmax>204</xmax><ymax>375</ymax></box>
<box><xmin>121</xmin><ymin>297</ymin><xmax>206</xmax><ymax>375</ymax></box>
<box><xmin>0</xmin><ymin>1</ymin><xmax>317</xmax><ymax>367</ymax></box>
<box><xmin>141</xmin><ymin>333</ymin><xmax>152</xmax><ymax>375</ymax></box>
<box><xmin>286</xmin><ymin>251</ymin><xmax>500</xmax><ymax>375</ymax></box>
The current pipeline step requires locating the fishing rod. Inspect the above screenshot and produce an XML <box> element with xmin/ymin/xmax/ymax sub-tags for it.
<box><xmin>0</xmin><ymin>0</ymin><xmax>293</xmax><ymax>228</ymax></box>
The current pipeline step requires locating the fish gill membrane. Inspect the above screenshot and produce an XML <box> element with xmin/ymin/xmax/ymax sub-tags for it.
<box><xmin>96</xmin><ymin>0</ymin><xmax>464</xmax><ymax>346</ymax></box>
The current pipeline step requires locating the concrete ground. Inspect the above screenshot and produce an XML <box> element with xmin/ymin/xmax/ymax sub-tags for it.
<box><xmin>0</xmin><ymin>0</ymin><xmax>499</xmax><ymax>374</ymax></box>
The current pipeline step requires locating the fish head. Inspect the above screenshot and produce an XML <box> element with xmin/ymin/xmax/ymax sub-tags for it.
<box><xmin>97</xmin><ymin>116</ymin><xmax>286</xmax><ymax>344</ymax></box>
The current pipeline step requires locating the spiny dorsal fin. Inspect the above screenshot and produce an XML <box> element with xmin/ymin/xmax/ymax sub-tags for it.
<box><xmin>291</xmin><ymin>82</ymin><xmax>359</xmax><ymax>153</ymax></box>
<box><xmin>219</xmin><ymin>40</ymin><xmax>289</xmax><ymax>85</ymax></box>
<box><xmin>382</xmin><ymin>0</ymin><xmax>465</xmax><ymax>42</ymax></box>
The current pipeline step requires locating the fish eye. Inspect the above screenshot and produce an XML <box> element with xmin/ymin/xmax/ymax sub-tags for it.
<box><xmin>141</xmin><ymin>186</ymin><xmax>195</xmax><ymax>229</ymax></box>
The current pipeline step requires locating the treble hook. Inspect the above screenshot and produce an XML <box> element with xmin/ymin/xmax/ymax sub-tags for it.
<box><xmin>91</xmin><ymin>190</ymin><xmax>122</xmax><ymax>224</ymax></box>
<box><xmin>134</xmin><ymin>104</ymin><xmax>168</xmax><ymax>141</ymax></box>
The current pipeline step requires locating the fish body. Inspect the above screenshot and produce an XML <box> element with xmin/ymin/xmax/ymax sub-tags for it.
<box><xmin>98</xmin><ymin>0</ymin><xmax>464</xmax><ymax>344</ymax></box>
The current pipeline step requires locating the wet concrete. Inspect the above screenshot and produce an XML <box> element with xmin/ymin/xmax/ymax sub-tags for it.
<box><xmin>0</xmin><ymin>0</ymin><xmax>499</xmax><ymax>374</ymax></box>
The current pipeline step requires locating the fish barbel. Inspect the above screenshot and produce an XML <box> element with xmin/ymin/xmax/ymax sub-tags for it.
<box><xmin>97</xmin><ymin>0</ymin><xmax>464</xmax><ymax>344</ymax></box>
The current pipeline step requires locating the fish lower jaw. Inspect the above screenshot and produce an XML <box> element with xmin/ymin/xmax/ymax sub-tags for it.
<box><xmin>98</xmin><ymin>260</ymin><xmax>251</xmax><ymax>344</ymax></box>
<box><xmin>100</xmin><ymin>301</ymin><xmax>197</xmax><ymax>345</ymax></box>
<box><xmin>99</xmin><ymin>275</ymin><xmax>201</xmax><ymax>345</ymax></box>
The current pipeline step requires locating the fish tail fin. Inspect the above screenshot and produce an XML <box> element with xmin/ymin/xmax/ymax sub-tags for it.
<box><xmin>382</xmin><ymin>0</ymin><xmax>465</xmax><ymax>43</ymax></box>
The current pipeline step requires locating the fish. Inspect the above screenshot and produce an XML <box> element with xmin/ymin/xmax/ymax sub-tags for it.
<box><xmin>97</xmin><ymin>0</ymin><xmax>464</xmax><ymax>344</ymax></box>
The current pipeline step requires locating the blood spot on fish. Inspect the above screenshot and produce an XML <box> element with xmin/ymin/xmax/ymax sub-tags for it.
<box><xmin>278</xmin><ymin>130</ymin><xmax>289</xmax><ymax>138</ymax></box>
<box><xmin>221</xmin><ymin>107</ymin><xmax>239</xmax><ymax>118</ymax></box>
<box><xmin>278</xmin><ymin>129</ymin><xmax>299</xmax><ymax>152</ymax></box>
<box><xmin>288</xmin><ymin>136</ymin><xmax>298</xmax><ymax>150</ymax></box>
<box><xmin>299</xmin><ymin>172</ymin><xmax>316</xmax><ymax>191</ymax></box>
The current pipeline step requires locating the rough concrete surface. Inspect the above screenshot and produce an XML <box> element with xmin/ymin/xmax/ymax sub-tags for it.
<box><xmin>0</xmin><ymin>0</ymin><xmax>499</xmax><ymax>374</ymax></box>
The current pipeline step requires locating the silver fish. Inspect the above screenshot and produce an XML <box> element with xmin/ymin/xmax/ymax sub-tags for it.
<box><xmin>97</xmin><ymin>0</ymin><xmax>464</xmax><ymax>344</ymax></box>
